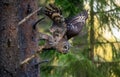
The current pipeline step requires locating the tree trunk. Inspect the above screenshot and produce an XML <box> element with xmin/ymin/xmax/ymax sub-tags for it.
<box><xmin>18</xmin><ymin>0</ymin><xmax>39</xmax><ymax>77</ymax></box>
<box><xmin>0</xmin><ymin>0</ymin><xmax>20</xmax><ymax>77</ymax></box>
<box><xmin>0</xmin><ymin>0</ymin><xmax>39</xmax><ymax>77</ymax></box>
<box><xmin>89</xmin><ymin>0</ymin><xmax>95</xmax><ymax>62</ymax></box>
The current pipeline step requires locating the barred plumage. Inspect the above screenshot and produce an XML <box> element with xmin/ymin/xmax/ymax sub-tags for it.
<box><xmin>44</xmin><ymin>4</ymin><xmax>88</xmax><ymax>40</ymax></box>
<box><xmin>65</xmin><ymin>10</ymin><xmax>88</xmax><ymax>39</ymax></box>
<box><xmin>43</xmin><ymin>4</ymin><xmax>88</xmax><ymax>53</ymax></box>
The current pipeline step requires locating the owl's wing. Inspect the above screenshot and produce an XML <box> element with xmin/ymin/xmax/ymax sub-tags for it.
<box><xmin>65</xmin><ymin>10</ymin><xmax>88</xmax><ymax>39</ymax></box>
<box><xmin>44</xmin><ymin>4</ymin><xmax>63</xmax><ymax>23</ymax></box>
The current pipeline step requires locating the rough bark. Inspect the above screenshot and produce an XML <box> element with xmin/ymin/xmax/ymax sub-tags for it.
<box><xmin>0</xmin><ymin>0</ymin><xmax>39</xmax><ymax>77</ymax></box>
<box><xmin>0</xmin><ymin>0</ymin><xmax>20</xmax><ymax>77</ymax></box>
<box><xmin>18</xmin><ymin>0</ymin><xmax>39</xmax><ymax>77</ymax></box>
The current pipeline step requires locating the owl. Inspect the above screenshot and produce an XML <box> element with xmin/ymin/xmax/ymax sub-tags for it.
<box><xmin>65</xmin><ymin>10</ymin><xmax>88</xmax><ymax>39</ymax></box>
<box><xmin>43</xmin><ymin>4</ymin><xmax>88</xmax><ymax>53</ymax></box>
<box><xmin>44</xmin><ymin>4</ymin><xmax>88</xmax><ymax>40</ymax></box>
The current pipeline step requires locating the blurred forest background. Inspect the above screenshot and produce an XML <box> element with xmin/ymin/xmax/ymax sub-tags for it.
<box><xmin>38</xmin><ymin>0</ymin><xmax>120</xmax><ymax>77</ymax></box>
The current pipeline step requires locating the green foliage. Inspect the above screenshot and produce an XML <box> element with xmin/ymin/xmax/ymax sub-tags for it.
<box><xmin>55</xmin><ymin>0</ymin><xmax>84</xmax><ymax>17</ymax></box>
<box><xmin>39</xmin><ymin>40</ymin><xmax>46</xmax><ymax>46</ymax></box>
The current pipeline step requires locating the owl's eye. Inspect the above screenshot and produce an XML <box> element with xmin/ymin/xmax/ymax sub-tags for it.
<box><xmin>63</xmin><ymin>45</ymin><xmax>68</xmax><ymax>50</ymax></box>
<box><xmin>61</xmin><ymin>42</ymin><xmax>70</xmax><ymax>53</ymax></box>
<box><xmin>62</xmin><ymin>45</ymin><xmax>69</xmax><ymax>53</ymax></box>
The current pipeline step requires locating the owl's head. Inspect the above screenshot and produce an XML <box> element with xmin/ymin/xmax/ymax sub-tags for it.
<box><xmin>55</xmin><ymin>38</ymin><xmax>70</xmax><ymax>54</ymax></box>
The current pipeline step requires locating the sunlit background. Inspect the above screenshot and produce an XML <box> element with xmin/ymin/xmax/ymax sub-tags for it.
<box><xmin>38</xmin><ymin>0</ymin><xmax>120</xmax><ymax>77</ymax></box>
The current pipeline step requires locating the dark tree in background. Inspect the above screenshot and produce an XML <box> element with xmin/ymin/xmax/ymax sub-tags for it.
<box><xmin>0</xmin><ymin>0</ymin><xmax>39</xmax><ymax>77</ymax></box>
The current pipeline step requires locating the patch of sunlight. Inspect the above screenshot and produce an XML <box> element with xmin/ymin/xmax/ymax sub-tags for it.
<box><xmin>48</xmin><ymin>0</ymin><xmax>55</xmax><ymax>4</ymax></box>
<box><xmin>102</xmin><ymin>28</ymin><xmax>116</xmax><ymax>41</ymax></box>
<box><xmin>94</xmin><ymin>16</ymin><xmax>100</xmax><ymax>30</ymax></box>
<box><xmin>112</xmin><ymin>27</ymin><xmax>120</xmax><ymax>41</ymax></box>
<box><xmin>93</xmin><ymin>16</ymin><xmax>114</xmax><ymax>61</ymax></box>
<box><xmin>115</xmin><ymin>0</ymin><xmax>120</xmax><ymax>7</ymax></box>
<box><xmin>94</xmin><ymin>16</ymin><xmax>101</xmax><ymax>39</ymax></box>
<box><xmin>84</xmin><ymin>1</ymin><xmax>90</xmax><ymax>10</ymax></box>
<box><xmin>50</xmin><ymin>69</ymin><xmax>54</xmax><ymax>75</ymax></box>
<box><xmin>94</xmin><ymin>44</ymin><xmax>113</xmax><ymax>61</ymax></box>
<box><xmin>94</xmin><ymin>27</ymin><xmax>116</xmax><ymax>61</ymax></box>
<box><xmin>38</xmin><ymin>27</ymin><xmax>44</xmax><ymax>33</ymax></box>
<box><xmin>52</xmin><ymin>57</ymin><xmax>58</xmax><ymax>66</ymax></box>
<box><xmin>111</xmin><ymin>71</ymin><xmax>117</xmax><ymax>77</ymax></box>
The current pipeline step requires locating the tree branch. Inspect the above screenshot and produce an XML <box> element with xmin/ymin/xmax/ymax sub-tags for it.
<box><xmin>33</xmin><ymin>60</ymin><xmax>50</xmax><ymax>66</ymax></box>
<box><xmin>18</xmin><ymin>7</ymin><xmax>42</xmax><ymax>26</ymax></box>
<box><xmin>20</xmin><ymin>46</ymin><xmax>45</xmax><ymax>65</ymax></box>
<box><xmin>94</xmin><ymin>61</ymin><xmax>120</xmax><ymax>64</ymax></box>
<box><xmin>94</xmin><ymin>7</ymin><xmax>119</xmax><ymax>15</ymax></box>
